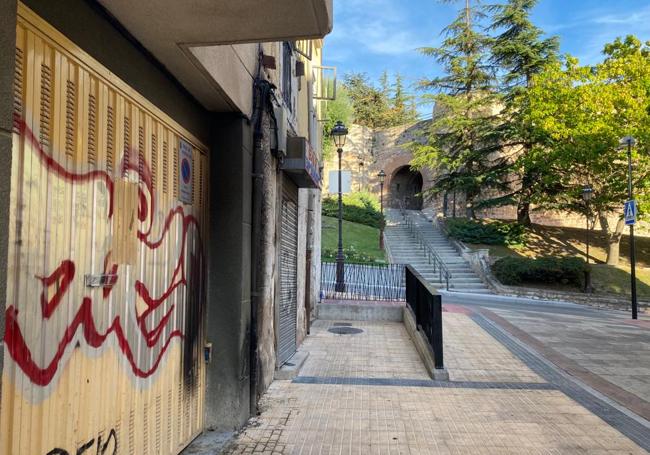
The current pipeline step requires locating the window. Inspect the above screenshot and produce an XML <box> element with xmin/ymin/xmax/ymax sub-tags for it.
<box><xmin>282</xmin><ymin>42</ymin><xmax>293</xmax><ymax>112</ymax></box>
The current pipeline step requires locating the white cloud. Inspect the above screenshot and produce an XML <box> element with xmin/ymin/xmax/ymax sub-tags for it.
<box><xmin>593</xmin><ymin>5</ymin><xmax>650</xmax><ymax>25</ymax></box>
<box><xmin>327</xmin><ymin>0</ymin><xmax>432</xmax><ymax>58</ymax></box>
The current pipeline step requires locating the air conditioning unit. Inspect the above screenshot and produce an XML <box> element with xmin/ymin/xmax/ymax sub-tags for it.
<box><xmin>273</xmin><ymin>105</ymin><xmax>288</xmax><ymax>157</ymax></box>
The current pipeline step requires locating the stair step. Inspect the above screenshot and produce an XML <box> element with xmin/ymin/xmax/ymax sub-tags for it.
<box><xmin>384</xmin><ymin>210</ymin><xmax>492</xmax><ymax>294</ymax></box>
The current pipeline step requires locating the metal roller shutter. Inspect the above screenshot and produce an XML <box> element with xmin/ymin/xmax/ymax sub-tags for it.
<box><xmin>278</xmin><ymin>183</ymin><xmax>299</xmax><ymax>365</ymax></box>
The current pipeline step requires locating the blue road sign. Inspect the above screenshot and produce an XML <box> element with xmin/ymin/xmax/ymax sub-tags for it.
<box><xmin>624</xmin><ymin>199</ymin><xmax>637</xmax><ymax>226</ymax></box>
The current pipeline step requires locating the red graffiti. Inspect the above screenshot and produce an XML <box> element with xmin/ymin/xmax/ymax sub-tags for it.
<box><xmin>13</xmin><ymin>114</ymin><xmax>115</xmax><ymax>217</ymax></box>
<box><xmin>37</xmin><ymin>260</ymin><xmax>75</xmax><ymax>319</ymax></box>
<box><xmin>4</xmin><ymin>115</ymin><xmax>204</xmax><ymax>386</ymax></box>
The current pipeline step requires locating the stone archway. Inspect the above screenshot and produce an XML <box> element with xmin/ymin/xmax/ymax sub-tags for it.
<box><xmin>388</xmin><ymin>166</ymin><xmax>423</xmax><ymax>210</ymax></box>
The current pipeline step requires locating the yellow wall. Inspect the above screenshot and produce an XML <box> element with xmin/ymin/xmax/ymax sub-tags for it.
<box><xmin>1</xmin><ymin>5</ymin><xmax>208</xmax><ymax>454</ymax></box>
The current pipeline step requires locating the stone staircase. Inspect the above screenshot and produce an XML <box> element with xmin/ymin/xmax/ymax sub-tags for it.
<box><xmin>384</xmin><ymin>209</ymin><xmax>491</xmax><ymax>294</ymax></box>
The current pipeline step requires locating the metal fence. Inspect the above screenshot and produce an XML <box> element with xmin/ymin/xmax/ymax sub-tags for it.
<box><xmin>405</xmin><ymin>265</ymin><xmax>444</xmax><ymax>369</ymax></box>
<box><xmin>321</xmin><ymin>262</ymin><xmax>406</xmax><ymax>301</ymax></box>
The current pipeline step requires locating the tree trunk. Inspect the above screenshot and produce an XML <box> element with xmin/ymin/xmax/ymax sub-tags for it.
<box><xmin>598</xmin><ymin>212</ymin><xmax>626</xmax><ymax>266</ymax></box>
<box><xmin>517</xmin><ymin>201</ymin><xmax>531</xmax><ymax>226</ymax></box>
<box><xmin>517</xmin><ymin>144</ymin><xmax>534</xmax><ymax>226</ymax></box>
<box><xmin>466</xmin><ymin>198</ymin><xmax>475</xmax><ymax>219</ymax></box>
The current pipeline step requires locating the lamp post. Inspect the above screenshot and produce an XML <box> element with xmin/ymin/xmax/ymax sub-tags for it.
<box><xmin>619</xmin><ymin>136</ymin><xmax>638</xmax><ymax>320</ymax></box>
<box><xmin>358</xmin><ymin>161</ymin><xmax>364</xmax><ymax>191</ymax></box>
<box><xmin>582</xmin><ymin>185</ymin><xmax>594</xmax><ymax>293</ymax></box>
<box><xmin>378</xmin><ymin>170</ymin><xmax>386</xmax><ymax>250</ymax></box>
<box><xmin>331</xmin><ymin>121</ymin><xmax>348</xmax><ymax>292</ymax></box>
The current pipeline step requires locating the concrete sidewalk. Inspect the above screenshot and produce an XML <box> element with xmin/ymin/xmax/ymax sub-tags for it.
<box><xmin>222</xmin><ymin>311</ymin><xmax>650</xmax><ymax>454</ymax></box>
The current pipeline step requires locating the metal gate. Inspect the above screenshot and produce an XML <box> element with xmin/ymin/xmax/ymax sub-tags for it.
<box><xmin>278</xmin><ymin>182</ymin><xmax>299</xmax><ymax>366</ymax></box>
<box><xmin>1</xmin><ymin>5</ymin><xmax>208</xmax><ymax>454</ymax></box>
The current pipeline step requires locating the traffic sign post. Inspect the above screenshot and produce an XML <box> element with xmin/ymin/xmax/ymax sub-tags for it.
<box><xmin>624</xmin><ymin>199</ymin><xmax>637</xmax><ymax>226</ymax></box>
<box><xmin>620</xmin><ymin>136</ymin><xmax>638</xmax><ymax>319</ymax></box>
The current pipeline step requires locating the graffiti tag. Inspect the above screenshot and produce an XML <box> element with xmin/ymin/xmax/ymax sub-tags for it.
<box><xmin>45</xmin><ymin>428</ymin><xmax>117</xmax><ymax>455</ymax></box>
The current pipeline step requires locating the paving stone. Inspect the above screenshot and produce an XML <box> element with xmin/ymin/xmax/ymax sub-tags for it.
<box><xmin>222</xmin><ymin>317</ymin><xmax>649</xmax><ymax>454</ymax></box>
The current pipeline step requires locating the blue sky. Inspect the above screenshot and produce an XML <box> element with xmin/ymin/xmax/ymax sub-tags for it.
<box><xmin>324</xmin><ymin>0</ymin><xmax>650</xmax><ymax>114</ymax></box>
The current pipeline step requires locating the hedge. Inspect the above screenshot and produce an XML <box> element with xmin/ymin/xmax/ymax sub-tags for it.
<box><xmin>322</xmin><ymin>192</ymin><xmax>384</xmax><ymax>229</ymax></box>
<box><xmin>446</xmin><ymin>218</ymin><xmax>526</xmax><ymax>246</ymax></box>
<box><xmin>492</xmin><ymin>256</ymin><xmax>589</xmax><ymax>288</ymax></box>
<box><xmin>322</xmin><ymin>247</ymin><xmax>385</xmax><ymax>264</ymax></box>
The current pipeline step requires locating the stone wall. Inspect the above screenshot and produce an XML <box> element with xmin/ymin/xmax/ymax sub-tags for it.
<box><xmin>322</xmin><ymin>122</ymin><xmax>623</xmax><ymax>229</ymax></box>
<box><xmin>322</xmin><ymin>122</ymin><xmax>434</xmax><ymax>206</ymax></box>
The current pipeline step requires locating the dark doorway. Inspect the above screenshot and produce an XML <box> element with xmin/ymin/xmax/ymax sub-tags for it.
<box><xmin>389</xmin><ymin>166</ymin><xmax>423</xmax><ymax>210</ymax></box>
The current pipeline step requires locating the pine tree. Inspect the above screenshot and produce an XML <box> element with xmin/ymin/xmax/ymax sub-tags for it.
<box><xmin>489</xmin><ymin>0</ymin><xmax>559</xmax><ymax>225</ymax></box>
<box><xmin>412</xmin><ymin>0</ymin><xmax>508</xmax><ymax>218</ymax></box>
<box><xmin>393</xmin><ymin>73</ymin><xmax>419</xmax><ymax>125</ymax></box>
<box><xmin>379</xmin><ymin>70</ymin><xmax>391</xmax><ymax>99</ymax></box>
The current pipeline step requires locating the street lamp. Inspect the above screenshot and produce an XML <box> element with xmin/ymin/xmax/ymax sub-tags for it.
<box><xmin>331</xmin><ymin>121</ymin><xmax>348</xmax><ymax>292</ymax></box>
<box><xmin>358</xmin><ymin>161</ymin><xmax>365</xmax><ymax>191</ymax></box>
<box><xmin>619</xmin><ymin>135</ymin><xmax>638</xmax><ymax>319</ymax></box>
<box><xmin>378</xmin><ymin>170</ymin><xmax>386</xmax><ymax>250</ymax></box>
<box><xmin>582</xmin><ymin>185</ymin><xmax>594</xmax><ymax>293</ymax></box>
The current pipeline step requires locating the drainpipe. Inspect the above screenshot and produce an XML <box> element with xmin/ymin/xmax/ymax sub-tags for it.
<box><xmin>305</xmin><ymin>191</ymin><xmax>315</xmax><ymax>335</ymax></box>
<box><xmin>249</xmin><ymin>50</ymin><xmax>278</xmax><ymax>414</ymax></box>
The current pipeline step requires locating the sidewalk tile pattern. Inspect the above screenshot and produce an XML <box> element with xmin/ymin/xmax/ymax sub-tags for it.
<box><xmin>443</xmin><ymin>313</ymin><xmax>544</xmax><ymax>383</ymax></box>
<box><xmin>227</xmin><ymin>382</ymin><xmax>646</xmax><ymax>455</ymax></box>
<box><xmin>223</xmin><ymin>315</ymin><xmax>650</xmax><ymax>454</ymax></box>
<box><xmin>299</xmin><ymin>320</ymin><xmax>430</xmax><ymax>380</ymax></box>
<box><xmin>491</xmin><ymin>307</ymin><xmax>650</xmax><ymax>401</ymax></box>
<box><xmin>471</xmin><ymin>313</ymin><xmax>650</xmax><ymax>452</ymax></box>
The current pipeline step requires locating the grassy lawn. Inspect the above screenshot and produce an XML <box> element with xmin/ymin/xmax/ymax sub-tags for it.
<box><xmin>464</xmin><ymin>222</ymin><xmax>650</xmax><ymax>298</ymax></box>
<box><xmin>591</xmin><ymin>265</ymin><xmax>650</xmax><ymax>299</ymax></box>
<box><xmin>321</xmin><ymin>216</ymin><xmax>386</xmax><ymax>263</ymax></box>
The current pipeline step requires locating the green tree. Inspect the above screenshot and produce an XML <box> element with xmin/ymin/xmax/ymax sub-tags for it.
<box><xmin>343</xmin><ymin>72</ymin><xmax>419</xmax><ymax>129</ymax></box>
<box><xmin>488</xmin><ymin>0</ymin><xmax>559</xmax><ymax>225</ymax></box>
<box><xmin>412</xmin><ymin>0</ymin><xmax>509</xmax><ymax>218</ymax></box>
<box><xmin>344</xmin><ymin>72</ymin><xmax>392</xmax><ymax>128</ymax></box>
<box><xmin>322</xmin><ymin>86</ymin><xmax>354</xmax><ymax>160</ymax></box>
<box><xmin>526</xmin><ymin>36</ymin><xmax>650</xmax><ymax>264</ymax></box>
<box><xmin>379</xmin><ymin>70</ymin><xmax>391</xmax><ymax>99</ymax></box>
<box><xmin>392</xmin><ymin>73</ymin><xmax>419</xmax><ymax>125</ymax></box>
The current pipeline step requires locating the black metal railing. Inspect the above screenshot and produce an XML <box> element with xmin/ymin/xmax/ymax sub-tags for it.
<box><xmin>321</xmin><ymin>262</ymin><xmax>406</xmax><ymax>301</ymax></box>
<box><xmin>405</xmin><ymin>265</ymin><xmax>444</xmax><ymax>369</ymax></box>
<box><xmin>404</xmin><ymin>216</ymin><xmax>452</xmax><ymax>290</ymax></box>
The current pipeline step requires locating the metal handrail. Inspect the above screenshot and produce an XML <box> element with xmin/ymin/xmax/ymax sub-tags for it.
<box><xmin>398</xmin><ymin>200</ymin><xmax>407</xmax><ymax>220</ymax></box>
<box><xmin>404</xmin><ymin>215</ymin><xmax>452</xmax><ymax>290</ymax></box>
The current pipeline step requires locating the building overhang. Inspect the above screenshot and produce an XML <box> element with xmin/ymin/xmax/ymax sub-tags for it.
<box><xmin>98</xmin><ymin>0</ymin><xmax>333</xmax><ymax>113</ymax></box>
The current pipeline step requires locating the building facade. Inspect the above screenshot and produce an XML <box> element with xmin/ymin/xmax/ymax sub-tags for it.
<box><xmin>0</xmin><ymin>0</ymin><xmax>332</xmax><ymax>453</ymax></box>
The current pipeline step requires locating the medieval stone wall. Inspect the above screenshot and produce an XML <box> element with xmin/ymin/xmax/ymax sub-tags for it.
<box><xmin>322</xmin><ymin>122</ymin><xmax>618</xmax><ymax>229</ymax></box>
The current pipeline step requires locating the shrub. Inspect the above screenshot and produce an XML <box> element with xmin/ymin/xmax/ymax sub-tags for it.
<box><xmin>322</xmin><ymin>191</ymin><xmax>384</xmax><ymax>229</ymax></box>
<box><xmin>492</xmin><ymin>256</ymin><xmax>589</xmax><ymax>288</ymax></box>
<box><xmin>321</xmin><ymin>246</ymin><xmax>385</xmax><ymax>264</ymax></box>
<box><xmin>446</xmin><ymin>218</ymin><xmax>526</xmax><ymax>246</ymax></box>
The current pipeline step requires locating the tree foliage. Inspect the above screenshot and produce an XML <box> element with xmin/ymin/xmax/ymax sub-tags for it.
<box><xmin>525</xmin><ymin>36</ymin><xmax>650</xmax><ymax>264</ymax></box>
<box><xmin>488</xmin><ymin>0</ymin><xmax>559</xmax><ymax>225</ymax></box>
<box><xmin>322</xmin><ymin>87</ymin><xmax>354</xmax><ymax>160</ymax></box>
<box><xmin>412</xmin><ymin>0</ymin><xmax>509</xmax><ymax>217</ymax></box>
<box><xmin>342</xmin><ymin>72</ymin><xmax>418</xmax><ymax>129</ymax></box>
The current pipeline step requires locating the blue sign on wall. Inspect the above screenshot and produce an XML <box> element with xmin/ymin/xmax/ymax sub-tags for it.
<box><xmin>179</xmin><ymin>139</ymin><xmax>193</xmax><ymax>204</ymax></box>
